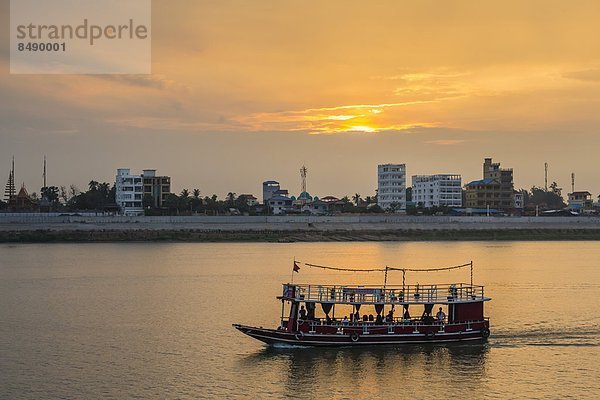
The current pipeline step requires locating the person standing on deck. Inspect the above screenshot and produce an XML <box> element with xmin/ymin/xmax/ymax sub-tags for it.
<box><xmin>436</xmin><ymin>307</ymin><xmax>446</xmax><ymax>324</ymax></box>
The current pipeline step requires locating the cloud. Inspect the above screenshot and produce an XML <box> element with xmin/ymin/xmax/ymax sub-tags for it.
<box><xmin>425</xmin><ymin>139</ymin><xmax>467</xmax><ymax>146</ymax></box>
<box><xmin>234</xmin><ymin>101</ymin><xmax>438</xmax><ymax>134</ymax></box>
<box><xmin>97</xmin><ymin>74</ymin><xmax>178</xmax><ymax>90</ymax></box>
<box><xmin>563</xmin><ymin>69</ymin><xmax>600</xmax><ymax>82</ymax></box>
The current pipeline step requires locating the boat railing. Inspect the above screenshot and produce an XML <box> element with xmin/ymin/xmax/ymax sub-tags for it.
<box><xmin>282</xmin><ymin>283</ymin><xmax>486</xmax><ymax>304</ymax></box>
<box><xmin>280</xmin><ymin>316</ymin><xmax>489</xmax><ymax>331</ymax></box>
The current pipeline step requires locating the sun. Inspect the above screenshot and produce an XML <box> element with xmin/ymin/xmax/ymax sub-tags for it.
<box><xmin>347</xmin><ymin>125</ymin><xmax>377</xmax><ymax>133</ymax></box>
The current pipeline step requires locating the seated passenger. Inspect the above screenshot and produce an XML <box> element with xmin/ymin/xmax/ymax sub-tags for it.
<box><xmin>342</xmin><ymin>316</ymin><xmax>349</xmax><ymax>325</ymax></box>
<box><xmin>363</xmin><ymin>314</ymin><xmax>368</xmax><ymax>322</ymax></box>
<box><xmin>386</xmin><ymin>309</ymin><xmax>394</xmax><ymax>322</ymax></box>
<box><xmin>368</xmin><ymin>314</ymin><xmax>374</xmax><ymax>322</ymax></box>
<box><xmin>375</xmin><ymin>314</ymin><xmax>383</xmax><ymax>324</ymax></box>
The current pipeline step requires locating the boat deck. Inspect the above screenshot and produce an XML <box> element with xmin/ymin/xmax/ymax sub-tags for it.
<box><xmin>280</xmin><ymin>283</ymin><xmax>490</xmax><ymax>305</ymax></box>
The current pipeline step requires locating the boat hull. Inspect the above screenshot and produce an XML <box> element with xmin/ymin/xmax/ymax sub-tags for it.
<box><xmin>232</xmin><ymin>324</ymin><xmax>489</xmax><ymax>347</ymax></box>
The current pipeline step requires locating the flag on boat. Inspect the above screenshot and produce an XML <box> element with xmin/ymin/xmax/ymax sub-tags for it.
<box><xmin>293</xmin><ymin>261</ymin><xmax>300</xmax><ymax>273</ymax></box>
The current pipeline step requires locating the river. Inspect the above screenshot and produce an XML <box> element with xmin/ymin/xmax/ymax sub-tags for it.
<box><xmin>1</xmin><ymin>242</ymin><xmax>598</xmax><ymax>399</ymax></box>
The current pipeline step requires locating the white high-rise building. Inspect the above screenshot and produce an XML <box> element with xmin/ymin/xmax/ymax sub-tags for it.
<box><xmin>115</xmin><ymin>168</ymin><xmax>144</xmax><ymax>215</ymax></box>
<box><xmin>377</xmin><ymin>164</ymin><xmax>406</xmax><ymax>210</ymax></box>
<box><xmin>412</xmin><ymin>174</ymin><xmax>462</xmax><ymax>208</ymax></box>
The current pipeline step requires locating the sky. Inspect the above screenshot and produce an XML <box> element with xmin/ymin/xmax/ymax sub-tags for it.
<box><xmin>2</xmin><ymin>0</ymin><xmax>600</xmax><ymax>199</ymax></box>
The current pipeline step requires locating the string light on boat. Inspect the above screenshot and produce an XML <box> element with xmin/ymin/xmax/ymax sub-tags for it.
<box><xmin>298</xmin><ymin>261</ymin><xmax>475</xmax><ymax>286</ymax></box>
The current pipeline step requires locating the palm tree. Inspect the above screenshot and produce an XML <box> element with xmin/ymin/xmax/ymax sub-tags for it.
<box><xmin>180</xmin><ymin>189</ymin><xmax>190</xmax><ymax>198</ymax></box>
<box><xmin>88</xmin><ymin>180</ymin><xmax>99</xmax><ymax>191</ymax></box>
<box><xmin>226</xmin><ymin>192</ymin><xmax>236</xmax><ymax>207</ymax></box>
<box><xmin>352</xmin><ymin>193</ymin><xmax>362</xmax><ymax>206</ymax></box>
<box><xmin>192</xmin><ymin>188</ymin><xmax>201</xmax><ymax>198</ymax></box>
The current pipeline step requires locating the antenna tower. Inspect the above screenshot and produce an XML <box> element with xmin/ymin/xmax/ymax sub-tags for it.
<box><xmin>544</xmin><ymin>162</ymin><xmax>548</xmax><ymax>191</ymax></box>
<box><xmin>43</xmin><ymin>155</ymin><xmax>47</xmax><ymax>188</ymax></box>
<box><xmin>300</xmin><ymin>165</ymin><xmax>308</xmax><ymax>193</ymax></box>
<box><xmin>571</xmin><ymin>172</ymin><xmax>575</xmax><ymax>193</ymax></box>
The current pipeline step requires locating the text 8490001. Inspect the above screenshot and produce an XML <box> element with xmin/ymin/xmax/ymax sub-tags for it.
<box><xmin>17</xmin><ymin>42</ymin><xmax>66</xmax><ymax>52</ymax></box>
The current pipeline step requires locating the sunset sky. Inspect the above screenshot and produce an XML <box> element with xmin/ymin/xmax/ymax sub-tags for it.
<box><xmin>2</xmin><ymin>0</ymin><xmax>600</xmax><ymax>198</ymax></box>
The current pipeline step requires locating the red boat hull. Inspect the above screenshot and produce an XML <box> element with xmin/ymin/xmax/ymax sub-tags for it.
<box><xmin>232</xmin><ymin>323</ymin><xmax>490</xmax><ymax>346</ymax></box>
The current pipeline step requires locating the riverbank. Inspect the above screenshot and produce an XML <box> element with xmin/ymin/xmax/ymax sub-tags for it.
<box><xmin>3</xmin><ymin>228</ymin><xmax>600</xmax><ymax>242</ymax></box>
<box><xmin>1</xmin><ymin>215</ymin><xmax>600</xmax><ymax>242</ymax></box>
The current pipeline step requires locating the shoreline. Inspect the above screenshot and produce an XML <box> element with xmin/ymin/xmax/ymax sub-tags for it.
<box><xmin>2</xmin><ymin>215</ymin><xmax>600</xmax><ymax>242</ymax></box>
<box><xmin>3</xmin><ymin>228</ymin><xmax>600</xmax><ymax>243</ymax></box>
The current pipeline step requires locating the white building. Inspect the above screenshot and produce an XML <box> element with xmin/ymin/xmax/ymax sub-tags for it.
<box><xmin>513</xmin><ymin>191</ymin><xmax>524</xmax><ymax>209</ymax></box>
<box><xmin>268</xmin><ymin>195</ymin><xmax>293</xmax><ymax>214</ymax></box>
<box><xmin>377</xmin><ymin>164</ymin><xmax>406</xmax><ymax>210</ymax></box>
<box><xmin>115</xmin><ymin>168</ymin><xmax>144</xmax><ymax>215</ymax></box>
<box><xmin>412</xmin><ymin>174</ymin><xmax>462</xmax><ymax>208</ymax></box>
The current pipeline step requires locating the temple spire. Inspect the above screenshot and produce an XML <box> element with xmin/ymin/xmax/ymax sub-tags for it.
<box><xmin>4</xmin><ymin>157</ymin><xmax>16</xmax><ymax>202</ymax></box>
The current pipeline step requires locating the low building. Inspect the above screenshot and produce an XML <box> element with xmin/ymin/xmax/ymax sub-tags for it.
<box><xmin>8</xmin><ymin>184</ymin><xmax>36</xmax><ymax>211</ymax></box>
<box><xmin>238</xmin><ymin>194</ymin><xmax>258</xmax><ymax>207</ymax></box>
<box><xmin>377</xmin><ymin>163</ymin><xmax>406</xmax><ymax>211</ymax></box>
<box><xmin>567</xmin><ymin>191</ymin><xmax>593</xmax><ymax>213</ymax></box>
<box><xmin>268</xmin><ymin>195</ymin><xmax>293</xmax><ymax>214</ymax></box>
<box><xmin>513</xmin><ymin>191</ymin><xmax>524</xmax><ymax>209</ymax></box>
<box><xmin>412</xmin><ymin>174</ymin><xmax>462</xmax><ymax>208</ymax></box>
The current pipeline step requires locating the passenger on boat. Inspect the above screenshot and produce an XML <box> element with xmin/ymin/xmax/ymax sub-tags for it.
<box><xmin>421</xmin><ymin>310</ymin><xmax>434</xmax><ymax>324</ymax></box>
<box><xmin>362</xmin><ymin>314</ymin><xmax>368</xmax><ymax>322</ymax></box>
<box><xmin>386</xmin><ymin>309</ymin><xmax>394</xmax><ymax>322</ymax></box>
<box><xmin>436</xmin><ymin>307</ymin><xmax>446</xmax><ymax>323</ymax></box>
<box><xmin>299</xmin><ymin>306</ymin><xmax>307</xmax><ymax>319</ymax></box>
<box><xmin>368</xmin><ymin>314</ymin><xmax>374</xmax><ymax>322</ymax></box>
<box><xmin>375</xmin><ymin>314</ymin><xmax>383</xmax><ymax>324</ymax></box>
<box><xmin>342</xmin><ymin>316</ymin><xmax>349</xmax><ymax>325</ymax></box>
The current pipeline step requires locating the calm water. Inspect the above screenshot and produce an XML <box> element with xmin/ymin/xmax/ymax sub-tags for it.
<box><xmin>1</xmin><ymin>242</ymin><xmax>599</xmax><ymax>399</ymax></box>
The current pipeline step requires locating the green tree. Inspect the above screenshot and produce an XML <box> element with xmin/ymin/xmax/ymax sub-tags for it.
<box><xmin>40</xmin><ymin>186</ymin><xmax>60</xmax><ymax>203</ymax></box>
<box><xmin>352</xmin><ymin>193</ymin><xmax>361</xmax><ymax>206</ymax></box>
<box><xmin>164</xmin><ymin>193</ymin><xmax>180</xmax><ymax>214</ymax></box>
<box><xmin>226</xmin><ymin>192</ymin><xmax>236</xmax><ymax>208</ymax></box>
<box><xmin>143</xmin><ymin>193</ymin><xmax>154</xmax><ymax>209</ymax></box>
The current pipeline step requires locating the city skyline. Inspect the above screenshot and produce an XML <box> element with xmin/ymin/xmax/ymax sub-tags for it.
<box><xmin>0</xmin><ymin>155</ymin><xmax>586</xmax><ymax>201</ymax></box>
<box><xmin>2</xmin><ymin>1</ymin><xmax>600</xmax><ymax>197</ymax></box>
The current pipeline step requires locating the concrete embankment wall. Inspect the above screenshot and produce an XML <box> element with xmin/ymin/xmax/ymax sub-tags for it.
<box><xmin>1</xmin><ymin>214</ymin><xmax>599</xmax><ymax>242</ymax></box>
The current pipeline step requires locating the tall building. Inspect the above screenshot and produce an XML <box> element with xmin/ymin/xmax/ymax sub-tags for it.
<box><xmin>465</xmin><ymin>158</ymin><xmax>514</xmax><ymax>209</ymax></box>
<box><xmin>142</xmin><ymin>169</ymin><xmax>171</xmax><ymax>208</ymax></box>
<box><xmin>377</xmin><ymin>163</ymin><xmax>406</xmax><ymax>210</ymax></box>
<box><xmin>262</xmin><ymin>181</ymin><xmax>280</xmax><ymax>204</ymax></box>
<box><xmin>115</xmin><ymin>168</ymin><xmax>144</xmax><ymax>215</ymax></box>
<box><xmin>412</xmin><ymin>174</ymin><xmax>462</xmax><ymax>208</ymax></box>
<box><xmin>116</xmin><ymin>169</ymin><xmax>171</xmax><ymax>214</ymax></box>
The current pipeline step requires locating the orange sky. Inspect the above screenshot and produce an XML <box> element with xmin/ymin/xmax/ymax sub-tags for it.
<box><xmin>2</xmin><ymin>0</ymin><xmax>600</xmax><ymax>198</ymax></box>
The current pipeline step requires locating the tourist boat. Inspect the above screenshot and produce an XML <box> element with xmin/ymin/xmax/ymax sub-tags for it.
<box><xmin>233</xmin><ymin>261</ymin><xmax>491</xmax><ymax>346</ymax></box>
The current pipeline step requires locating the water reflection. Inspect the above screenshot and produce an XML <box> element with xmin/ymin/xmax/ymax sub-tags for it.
<box><xmin>242</xmin><ymin>343</ymin><xmax>489</xmax><ymax>398</ymax></box>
